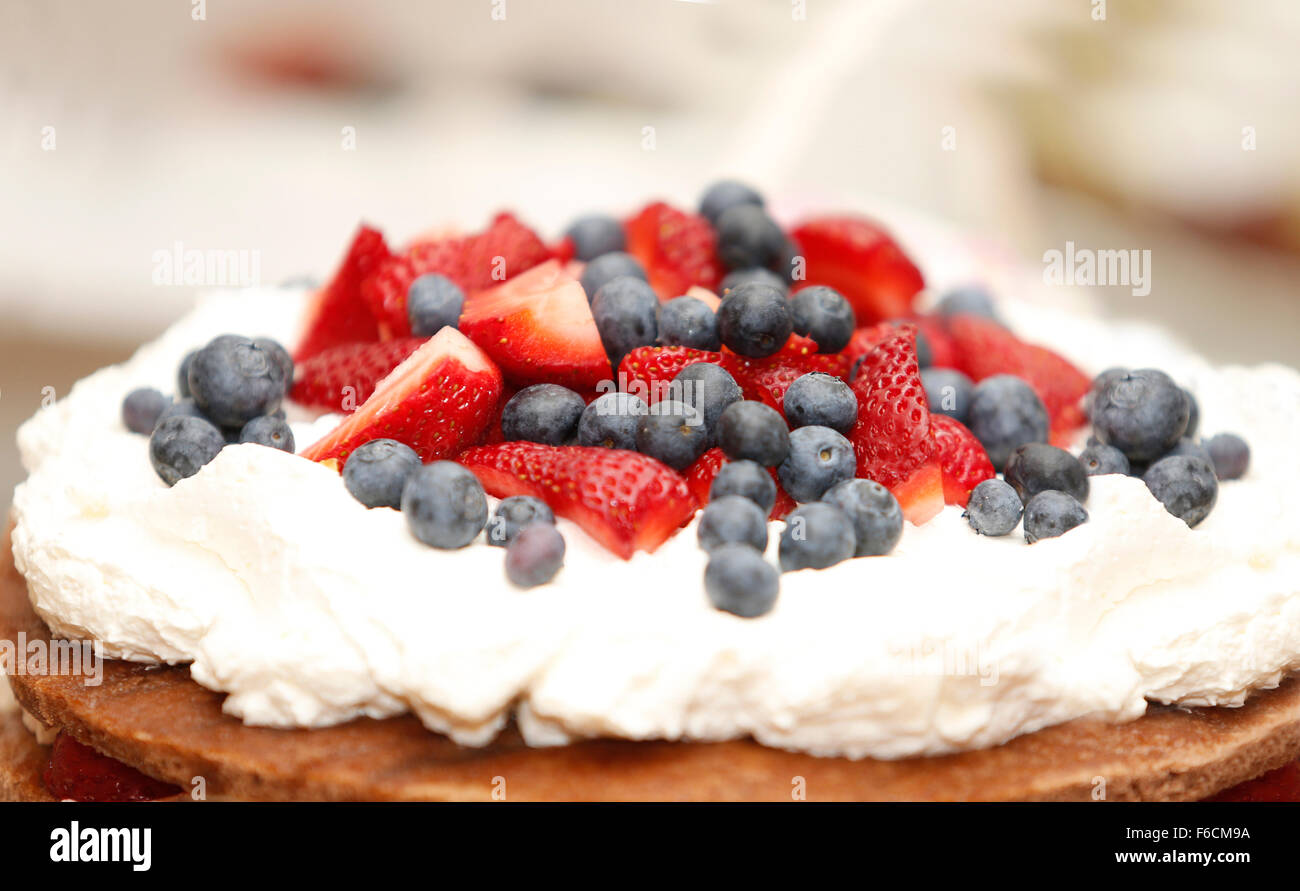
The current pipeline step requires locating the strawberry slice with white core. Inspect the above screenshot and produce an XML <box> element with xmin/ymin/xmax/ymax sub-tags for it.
<box><xmin>293</xmin><ymin>224</ymin><xmax>390</xmax><ymax>361</ymax></box>
<box><xmin>301</xmin><ymin>326</ymin><xmax>502</xmax><ymax>466</ymax></box>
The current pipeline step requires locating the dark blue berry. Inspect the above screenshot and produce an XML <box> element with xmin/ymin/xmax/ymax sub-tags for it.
<box><xmin>1003</xmin><ymin>443</ymin><xmax>1089</xmax><ymax>505</ymax></box>
<box><xmin>1091</xmin><ymin>368</ymin><xmax>1190</xmax><ymax>464</ymax></box>
<box><xmin>920</xmin><ymin>367</ymin><xmax>974</xmax><ymax>424</ymax></box>
<box><xmin>717</xmin><ymin>400</ymin><xmax>790</xmax><ymax>467</ymax></box>
<box><xmin>1084</xmin><ymin>367</ymin><xmax>1128</xmax><ymax>420</ymax></box>
<box><xmin>782</xmin><ymin>373</ymin><xmax>857</xmax><ymax>433</ymax></box>
<box><xmin>704</xmin><ymin>544</ymin><xmax>779</xmax><ymax>618</ymax></box>
<box><xmin>501</xmin><ymin>384</ymin><xmax>586</xmax><ymax>445</ymax></box>
<box><xmin>697</xmin><ymin>495</ymin><xmax>768</xmax><ymax>553</ymax></box>
<box><xmin>1143</xmin><ymin>455</ymin><xmax>1218</xmax><ymax>527</ymax></box>
<box><xmin>778</xmin><ymin>503</ymin><xmax>856</xmax><ymax>571</ymax></box>
<box><xmin>709</xmin><ymin>459</ymin><xmax>777</xmax><ymax>515</ymax></box>
<box><xmin>577</xmin><ymin>391</ymin><xmax>648</xmax><ymax>450</ymax></box>
<box><xmin>486</xmin><ymin>495</ymin><xmax>556</xmax><ymax>548</ymax></box>
<box><xmin>699</xmin><ymin>180</ymin><xmax>764</xmax><ymax>226</ymax></box>
<box><xmin>504</xmin><ymin>523</ymin><xmax>566</xmax><ymax>588</ymax></box>
<box><xmin>789</xmin><ymin>286</ymin><xmax>854</xmax><ymax>353</ymax></box>
<box><xmin>177</xmin><ymin>349</ymin><xmax>198</xmax><ymax>398</ymax></box>
<box><xmin>635</xmin><ymin>400</ymin><xmax>710</xmax><ymax>471</ymax></box>
<box><xmin>402</xmin><ymin>461</ymin><xmax>488</xmax><ymax>549</ymax></box>
<box><xmin>820</xmin><ymin>478</ymin><xmax>902</xmax><ymax>556</ymax></box>
<box><xmin>1204</xmin><ymin>433</ymin><xmax>1249</xmax><ymax>481</ymax></box>
<box><xmin>935</xmin><ymin>285</ymin><xmax>998</xmax><ymax>320</ymax></box>
<box><xmin>718</xmin><ymin>267</ymin><xmax>787</xmax><ymax>297</ymax></box>
<box><xmin>717</xmin><ymin>282</ymin><xmax>792</xmax><ymax>359</ymax></box>
<box><xmin>406</xmin><ymin>274</ymin><xmax>465</xmax><ymax>336</ymax></box>
<box><xmin>964</xmin><ymin>479</ymin><xmax>1022</xmax><ymax>536</ymax></box>
<box><xmin>122</xmin><ymin>387</ymin><xmax>170</xmax><ymax>434</ymax></box>
<box><xmin>188</xmin><ymin>335</ymin><xmax>287</xmax><ymax>428</ymax></box>
<box><xmin>777</xmin><ymin>425</ymin><xmax>856</xmax><ymax>503</ymax></box>
<box><xmin>658</xmin><ymin>296</ymin><xmax>720</xmax><ymax>351</ymax></box>
<box><xmin>253</xmin><ymin>338</ymin><xmax>293</xmax><ymax>395</ymax></box>
<box><xmin>343</xmin><ymin>438</ymin><xmax>421</xmax><ymax>509</ymax></box>
<box><xmin>579</xmin><ymin>251</ymin><xmax>646</xmax><ymax>302</ymax></box>
<box><xmin>966</xmin><ymin>374</ymin><xmax>1049</xmax><ymax>471</ymax></box>
<box><xmin>149</xmin><ymin>415</ymin><xmax>225</xmax><ymax>487</ymax></box>
<box><xmin>669</xmin><ymin>362</ymin><xmax>742</xmax><ymax>444</ymax></box>
<box><xmin>715</xmin><ymin>204</ymin><xmax>786</xmax><ymax>271</ymax></box>
<box><xmin>1022</xmin><ymin>490</ymin><xmax>1088</xmax><ymax>544</ymax></box>
<box><xmin>564</xmin><ymin>214</ymin><xmax>625</xmax><ymax>261</ymax></box>
<box><xmin>239</xmin><ymin>415</ymin><xmax>295</xmax><ymax>452</ymax></box>
<box><xmin>591</xmin><ymin>276</ymin><xmax>660</xmax><ymax>368</ymax></box>
<box><xmin>1078</xmin><ymin>443</ymin><xmax>1129</xmax><ymax>476</ymax></box>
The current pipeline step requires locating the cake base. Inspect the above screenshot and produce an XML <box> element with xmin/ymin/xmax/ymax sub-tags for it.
<box><xmin>5</xmin><ymin>525</ymin><xmax>1300</xmax><ymax>801</ymax></box>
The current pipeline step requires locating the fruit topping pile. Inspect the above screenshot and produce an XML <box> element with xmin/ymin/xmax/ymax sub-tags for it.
<box><xmin>118</xmin><ymin>181</ymin><xmax>1252</xmax><ymax>619</ymax></box>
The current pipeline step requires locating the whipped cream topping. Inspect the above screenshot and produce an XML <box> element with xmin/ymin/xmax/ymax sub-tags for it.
<box><xmin>11</xmin><ymin>281</ymin><xmax>1300</xmax><ymax>759</ymax></box>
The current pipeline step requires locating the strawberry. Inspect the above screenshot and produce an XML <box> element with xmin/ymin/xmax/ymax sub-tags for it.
<box><xmin>293</xmin><ymin>224</ymin><xmax>390</xmax><ymax>361</ymax></box>
<box><xmin>301</xmin><ymin>327</ymin><xmax>502</xmax><ymax>465</ymax></box>
<box><xmin>789</xmin><ymin>216</ymin><xmax>924</xmax><ymax>325</ymax></box>
<box><xmin>362</xmin><ymin>213</ymin><xmax>552</xmax><ymax>338</ymax></box>
<box><xmin>618</xmin><ymin>345</ymin><xmax>721</xmax><ymax>404</ymax></box>
<box><xmin>929</xmin><ymin>414</ymin><xmax>994</xmax><ymax>507</ymax></box>
<box><xmin>847</xmin><ymin>326</ymin><xmax>934</xmax><ymax>489</ymax></box>
<box><xmin>911</xmin><ymin>314</ymin><xmax>958</xmax><ymax>369</ymax></box>
<box><xmin>624</xmin><ymin>201</ymin><xmax>722</xmax><ymax>299</ymax></box>
<box><xmin>721</xmin><ymin>334</ymin><xmax>853</xmax><ymax>398</ymax></box>
<box><xmin>1209</xmin><ymin>760</ymin><xmax>1300</xmax><ymax>802</ymax></box>
<box><xmin>744</xmin><ymin>364</ymin><xmax>802</xmax><ymax>416</ymax></box>
<box><xmin>686</xmin><ymin>447</ymin><xmax>796</xmax><ymax>520</ymax></box>
<box><xmin>44</xmin><ymin>734</ymin><xmax>180</xmax><ymax>802</ymax></box>
<box><xmin>947</xmin><ymin>314</ymin><xmax>1091</xmax><ymax>437</ymax></box>
<box><xmin>457</xmin><ymin>442</ymin><xmax>697</xmax><ymax>558</ymax></box>
<box><xmin>290</xmin><ymin>337</ymin><xmax>427</xmax><ymax>412</ymax></box>
<box><xmin>891</xmin><ymin>458</ymin><xmax>945</xmax><ymax>525</ymax></box>
<box><xmin>459</xmin><ymin>260</ymin><xmax>612</xmax><ymax>391</ymax></box>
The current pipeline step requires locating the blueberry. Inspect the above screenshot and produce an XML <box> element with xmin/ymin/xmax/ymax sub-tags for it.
<box><xmin>1182</xmin><ymin>388</ymin><xmax>1200</xmax><ymax>438</ymax></box>
<box><xmin>1078</xmin><ymin>443</ymin><xmax>1130</xmax><ymax>476</ymax></box>
<box><xmin>149</xmin><ymin>415</ymin><xmax>225</xmax><ymax>486</ymax></box>
<box><xmin>486</xmin><ymin>495</ymin><xmax>556</xmax><ymax>547</ymax></box>
<box><xmin>714</xmin><ymin>204</ymin><xmax>786</xmax><ymax>271</ymax></box>
<box><xmin>718</xmin><ymin>267</ymin><xmax>787</xmax><ymax>297</ymax></box>
<box><xmin>406</xmin><ymin>274</ymin><xmax>465</xmax><ymax>336</ymax></box>
<box><xmin>709</xmin><ymin>459</ymin><xmax>777</xmax><ymax>515</ymax></box>
<box><xmin>1022</xmin><ymin>490</ymin><xmax>1088</xmax><ymax>544</ymax></box>
<box><xmin>577</xmin><ymin>391</ymin><xmax>648</xmax><ymax>450</ymax></box>
<box><xmin>342</xmin><ymin>438</ymin><xmax>421</xmax><ymax>509</ymax></box>
<box><xmin>717</xmin><ymin>400</ymin><xmax>790</xmax><ymax>467</ymax></box>
<box><xmin>1003</xmin><ymin>443</ymin><xmax>1089</xmax><ymax>505</ymax></box>
<box><xmin>820</xmin><ymin>478</ymin><xmax>902</xmax><ymax>556</ymax></box>
<box><xmin>1084</xmin><ymin>367</ymin><xmax>1129</xmax><ymax>420</ymax></box>
<box><xmin>580</xmin><ymin>252</ymin><xmax>646</xmax><ymax>302</ymax></box>
<box><xmin>238</xmin><ymin>415</ymin><xmax>295</xmax><ymax>452</ymax></box>
<box><xmin>778</xmin><ymin>502</ymin><xmax>856</xmax><ymax>571</ymax></box>
<box><xmin>1204</xmin><ymin>433</ymin><xmax>1250</xmax><ymax>481</ymax></box>
<box><xmin>591</xmin><ymin>276</ymin><xmax>660</xmax><ymax>368</ymax></box>
<box><xmin>777</xmin><ymin>425</ymin><xmax>856</xmax><ymax>503</ymax></box>
<box><xmin>704</xmin><ymin>544</ymin><xmax>779</xmax><ymax>618</ymax></box>
<box><xmin>668</xmin><ymin>362</ymin><xmax>742</xmax><ymax>444</ymax></box>
<box><xmin>699</xmin><ymin>180</ymin><xmax>764</xmax><ymax>226</ymax></box>
<box><xmin>188</xmin><ymin>335</ymin><xmax>287</xmax><ymax>428</ymax></box>
<box><xmin>658</xmin><ymin>296</ymin><xmax>720</xmax><ymax>351</ymax></box>
<box><xmin>717</xmin><ymin>282</ymin><xmax>792</xmax><ymax>359</ymax></box>
<box><xmin>253</xmin><ymin>338</ymin><xmax>294</xmax><ymax>395</ymax></box>
<box><xmin>782</xmin><ymin>373</ymin><xmax>857</xmax><ymax>433</ymax></box>
<box><xmin>1091</xmin><ymin>368</ymin><xmax>1190</xmax><ymax>464</ymax></box>
<box><xmin>697</xmin><ymin>495</ymin><xmax>768</xmax><ymax>553</ymax></box>
<box><xmin>966</xmin><ymin>374</ymin><xmax>1049</xmax><ymax>471</ymax></box>
<box><xmin>920</xmin><ymin>367</ymin><xmax>974</xmax><ymax>424</ymax></box>
<box><xmin>1164</xmin><ymin>437</ymin><xmax>1212</xmax><ymax>465</ymax></box>
<box><xmin>564</xmin><ymin>214</ymin><xmax>625</xmax><ymax>261</ymax></box>
<box><xmin>177</xmin><ymin>349</ymin><xmax>198</xmax><ymax>399</ymax></box>
<box><xmin>402</xmin><ymin>461</ymin><xmax>488</xmax><ymax>549</ymax></box>
<box><xmin>122</xmin><ymin>387</ymin><xmax>170</xmax><ymax>434</ymax></box>
<box><xmin>635</xmin><ymin>400</ymin><xmax>710</xmax><ymax>471</ymax></box>
<box><xmin>1143</xmin><ymin>455</ymin><xmax>1218</xmax><ymax>527</ymax></box>
<box><xmin>935</xmin><ymin>286</ymin><xmax>998</xmax><ymax>320</ymax></box>
<box><xmin>501</xmin><ymin>384</ymin><xmax>586</xmax><ymax>445</ymax></box>
<box><xmin>789</xmin><ymin>286</ymin><xmax>854</xmax><ymax>353</ymax></box>
<box><xmin>504</xmin><ymin>523</ymin><xmax>566</xmax><ymax>588</ymax></box>
<box><xmin>964</xmin><ymin>479</ymin><xmax>1023</xmax><ymax>536</ymax></box>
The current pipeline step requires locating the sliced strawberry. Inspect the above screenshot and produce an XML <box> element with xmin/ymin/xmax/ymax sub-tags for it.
<box><xmin>930</xmin><ymin>414</ymin><xmax>994</xmax><ymax>507</ymax></box>
<box><xmin>618</xmin><ymin>345</ymin><xmax>722</xmax><ymax>404</ymax></box>
<box><xmin>892</xmin><ymin>459</ymin><xmax>944</xmax><ymax>525</ymax></box>
<box><xmin>624</xmin><ymin>202</ymin><xmax>722</xmax><ymax>299</ymax></box>
<box><xmin>685</xmin><ymin>447</ymin><xmax>796</xmax><ymax>520</ymax></box>
<box><xmin>301</xmin><ymin>327</ymin><xmax>502</xmax><ymax>465</ymax></box>
<box><xmin>290</xmin><ymin>337</ymin><xmax>427</xmax><ymax>412</ymax></box>
<box><xmin>459</xmin><ymin>260</ymin><xmax>612</xmax><ymax>391</ymax></box>
<box><xmin>789</xmin><ymin>216</ymin><xmax>924</xmax><ymax>325</ymax></box>
<box><xmin>294</xmin><ymin>224</ymin><xmax>390</xmax><ymax>361</ymax></box>
<box><xmin>685</xmin><ymin>286</ymin><xmax>721</xmax><ymax>311</ymax></box>
<box><xmin>44</xmin><ymin>734</ymin><xmax>180</xmax><ymax>802</ymax></box>
<box><xmin>457</xmin><ymin>442</ymin><xmax>697</xmax><ymax>558</ymax></box>
<box><xmin>947</xmin><ymin>315</ymin><xmax>1091</xmax><ymax>437</ymax></box>
<box><xmin>362</xmin><ymin>213</ymin><xmax>552</xmax><ymax>338</ymax></box>
<box><xmin>847</xmin><ymin>326</ymin><xmax>934</xmax><ymax>490</ymax></box>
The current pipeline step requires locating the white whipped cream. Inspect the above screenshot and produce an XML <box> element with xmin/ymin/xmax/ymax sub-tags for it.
<box><xmin>11</xmin><ymin>283</ymin><xmax>1300</xmax><ymax>759</ymax></box>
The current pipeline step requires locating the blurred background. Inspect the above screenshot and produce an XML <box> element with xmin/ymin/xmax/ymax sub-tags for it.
<box><xmin>2</xmin><ymin>0</ymin><xmax>1298</xmax><ymax>503</ymax></box>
